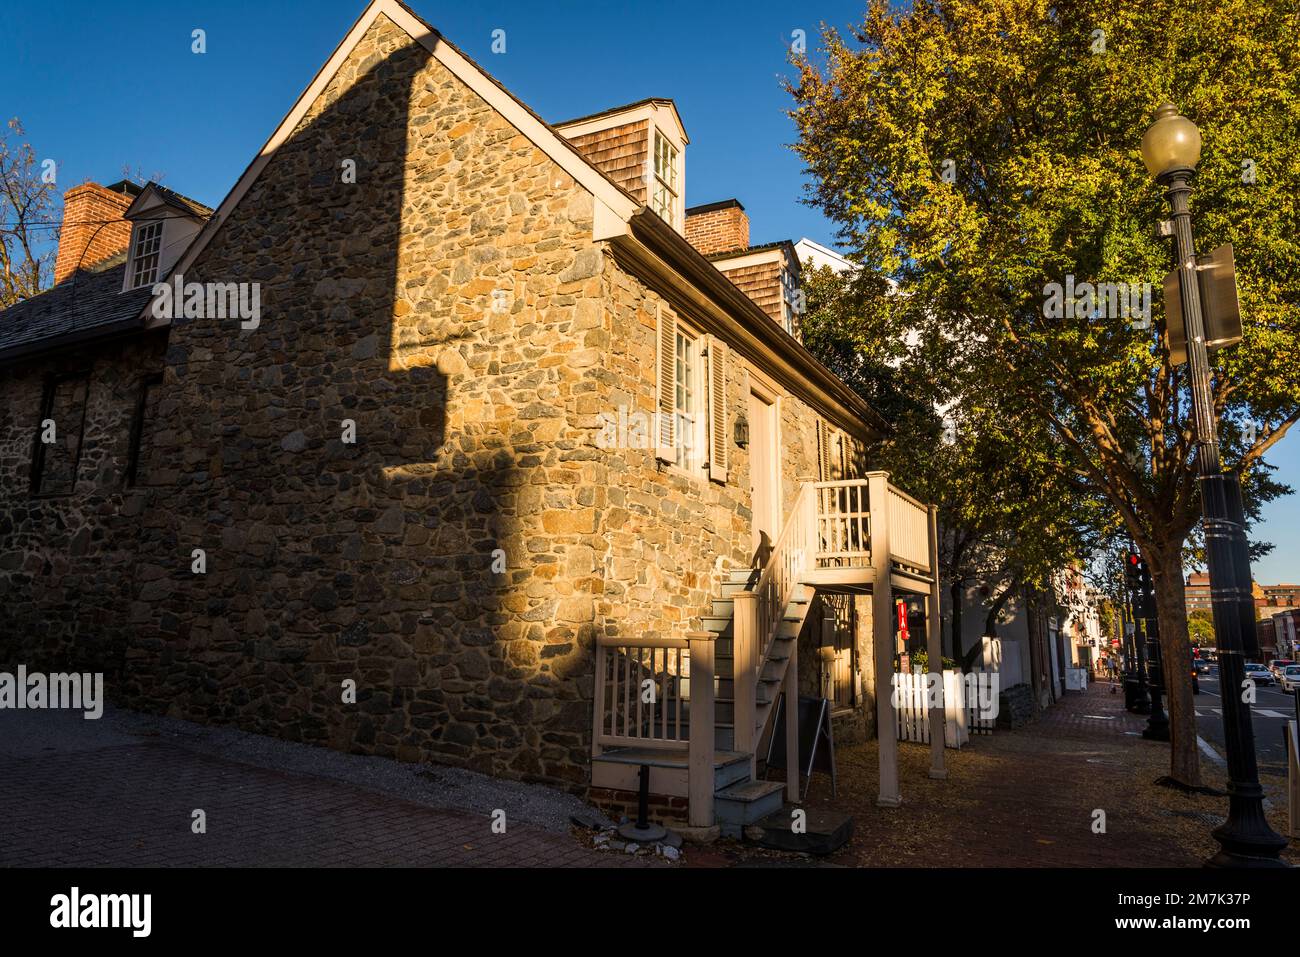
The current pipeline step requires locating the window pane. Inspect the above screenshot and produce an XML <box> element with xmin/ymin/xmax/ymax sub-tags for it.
<box><xmin>674</xmin><ymin>331</ymin><xmax>698</xmax><ymax>469</ymax></box>
<box><xmin>132</xmin><ymin>222</ymin><xmax>163</xmax><ymax>288</ymax></box>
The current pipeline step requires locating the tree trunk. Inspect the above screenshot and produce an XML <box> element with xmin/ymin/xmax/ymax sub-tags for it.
<box><xmin>1147</xmin><ymin>545</ymin><xmax>1202</xmax><ymax>788</ymax></box>
<box><xmin>1024</xmin><ymin>587</ymin><xmax>1045</xmax><ymax>710</ymax></box>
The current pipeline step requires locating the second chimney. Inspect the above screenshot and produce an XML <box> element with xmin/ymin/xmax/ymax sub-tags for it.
<box><xmin>53</xmin><ymin>180</ymin><xmax>139</xmax><ymax>286</ymax></box>
<box><xmin>685</xmin><ymin>200</ymin><xmax>749</xmax><ymax>257</ymax></box>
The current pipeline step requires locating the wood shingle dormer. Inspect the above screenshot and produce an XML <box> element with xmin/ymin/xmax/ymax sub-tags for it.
<box><xmin>555</xmin><ymin>98</ymin><xmax>688</xmax><ymax>235</ymax></box>
<box><xmin>709</xmin><ymin>240</ymin><xmax>804</xmax><ymax>340</ymax></box>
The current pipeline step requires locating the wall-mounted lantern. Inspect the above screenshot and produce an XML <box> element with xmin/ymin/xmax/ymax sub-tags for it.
<box><xmin>734</xmin><ymin>414</ymin><xmax>749</xmax><ymax>448</ymax></box>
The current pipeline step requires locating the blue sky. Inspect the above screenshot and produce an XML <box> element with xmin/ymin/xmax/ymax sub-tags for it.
<box><xmin>3</xmin><ymin>0</ymin><xmax>1296</xmax><ymax>583</ymax></box>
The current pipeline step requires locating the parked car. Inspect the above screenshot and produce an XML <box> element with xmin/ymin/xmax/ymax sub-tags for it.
<box><xmin>1244</xmin><ymin>663</ymin><xmax>1277</xmax><ymax>687</ymax></box>
<box><xmin>1280</xmin><ymin>665</ymin><xmax>1300</xmax><ymax>694</ymax></box>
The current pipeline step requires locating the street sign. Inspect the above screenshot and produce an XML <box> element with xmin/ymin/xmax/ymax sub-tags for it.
<box><xmin>1163</xmin><ymin>243</ymin><xmax>1242</xmax><ymax>364</ymax></box>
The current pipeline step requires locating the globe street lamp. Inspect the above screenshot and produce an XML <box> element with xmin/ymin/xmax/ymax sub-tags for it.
<box><xmin>1140</xmin><ymin>104</ymin><xmax>1288</xmax><ymax>867</ymax></box>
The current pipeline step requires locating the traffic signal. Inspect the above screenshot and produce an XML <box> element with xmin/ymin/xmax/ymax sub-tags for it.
<box><xmin>1124</xmin><ymin>551</ymin><xmax>1142</xmax><ymax>593</ymax></box>
<box><xmin>1125</xmin><ymin>551</ymin><xmax>1156</xmax><ymax>619</ymax></box>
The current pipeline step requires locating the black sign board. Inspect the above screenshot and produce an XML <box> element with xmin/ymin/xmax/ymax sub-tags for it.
<box><xmin>1164</xmin><ymin>244</ymin><xmax>1242</xmax><ymax>365</ymax></box>
<box><xmin>765</xmin><ymin>694</ymin><xmax>836</xmax><ymax>799</ymax></box>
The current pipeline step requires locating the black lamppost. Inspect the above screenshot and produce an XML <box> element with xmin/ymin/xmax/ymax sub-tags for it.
<box><xmin>1140</xmin><ymin>104</ymin><xmax>1288</xmax><ymax>867</ymax></box>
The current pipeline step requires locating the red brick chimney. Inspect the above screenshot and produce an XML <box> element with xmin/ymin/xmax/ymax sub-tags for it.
<box><xmin>53</xmin><ymin>181</ymin><xmax>139</xmax><ymax>286</ymax></box>
<box><xmin>685</xmin><ymin>200</ymin><xmax>749</xmax><ymax>256</ymax></box>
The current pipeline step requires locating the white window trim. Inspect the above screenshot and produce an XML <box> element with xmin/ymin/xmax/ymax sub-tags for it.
<box><xmin>672</xmin><ymin>323</ymin><xmax>706</xmax><ymax>475</ymax></box>
<box><xmin>129</xmin><ymin>220</ymin><xmax>164</xmax><ymax>290</ymax></box>
<box><xmin>651</xmin><ymin>127</ymin><xmax>680</xmax><ymax>229</ymax></box>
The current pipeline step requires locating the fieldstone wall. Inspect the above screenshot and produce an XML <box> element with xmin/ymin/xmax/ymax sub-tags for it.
<box><xmin>0</xmin><ymin>333</ymin><xmax>168</xmax><ymax>674</ymax></box>
<box><xmin>123</xmin><ymin>14</ymin><xmax>607</xmax><ymax>787</ymax></box>
<box><xmin>0</xmin><ymin>12</ymin><xmax>883</xmax><ymax>794</ymax></box>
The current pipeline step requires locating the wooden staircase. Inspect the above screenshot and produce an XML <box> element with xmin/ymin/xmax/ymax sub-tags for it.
<box><xmin>703</xmin><ymin>566</ymin><xmax>813</xmax><ymax>836</ymax></box>
<box><xmin>590</xmin><ymin>473</ymin><xmax>935</xmax><ymax>832</ymax></box>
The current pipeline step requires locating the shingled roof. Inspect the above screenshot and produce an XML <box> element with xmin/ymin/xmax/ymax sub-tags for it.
<box><xmin>0</xmin><ymin>254</ymin><xmax>153</xmax><ymax>363</ymax></box>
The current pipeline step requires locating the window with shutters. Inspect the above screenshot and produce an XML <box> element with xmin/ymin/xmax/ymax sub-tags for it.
<box><xmin>655</xmin><ymin>305</ymin><xmax>727</xmax><ymax>483</ymax></box>
<box><xmin>31</xmin><ymin>372</ymin><xmax>91</xmax><ymax>497</ymax></box>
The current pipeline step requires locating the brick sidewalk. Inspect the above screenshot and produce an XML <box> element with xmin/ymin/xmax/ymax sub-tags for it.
<box><xmin>799</xmin><ymin>681</ymin><xmax>1297</xmax><ymax>867</ymax></box>
<box><xmin>0</xmin><ymin>734</ymin><xmax>644</xmax><ymax>868</ymax></box>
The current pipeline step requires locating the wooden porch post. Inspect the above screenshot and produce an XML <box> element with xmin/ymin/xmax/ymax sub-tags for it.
<box><xmin>686</xmin><ymin>631</ymin><xmax>716</xmax><ymax>828</ymax></box>
<box><xmin>783</xmin><ymin>636</ymin><xmax>799</xmax><ymax>801</ymax></box>
<box><xmin>732</xmin><ymin>591</ymin><xmax>758</xmax><ymax>775</ymax></box>
<box><xmin>925</xmin><ymin>504</ymin><xmax>947</xmax><ymax>780</ymax></box>
<box><xmin>869</xmin><ymin>473</ymin><xmax>901</xmax><ymax>807</ymax></box>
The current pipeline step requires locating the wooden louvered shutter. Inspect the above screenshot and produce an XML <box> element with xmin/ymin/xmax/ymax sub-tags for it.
<box><xmin>656</xmin><ymin>305</ymin><xmax>677</xmax><ymax>463</ymax></box>
<box><xmin>817</xmin><ymin>421</ymin><xmax>832</xmax><ymax>482</ymax></box>
<box><xmin>707</xmin><ymin>337</ymin><xmax>728</xmax><ymax>484</ymax></box>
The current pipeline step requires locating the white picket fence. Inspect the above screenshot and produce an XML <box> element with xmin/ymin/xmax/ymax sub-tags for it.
<box><xmin>895</xmin><ymin>671</ymin><xmax>970</xmax><ymax>749</ymax></box>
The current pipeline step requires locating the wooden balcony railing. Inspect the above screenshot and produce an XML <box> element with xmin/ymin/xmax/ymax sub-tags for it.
<box><xmin>593</xmin><ymin>638</ymin><xmax>691</xmax><ymax>752</ymax></box>
<box><xmin>814</xmin><ymin>480</ymin><xmax>871</xmax><ymax>567</ymax></box>
<box><xmin>812</xmin><ymin>474</ymin><xmax>932</xmax><ymax>574</ymax></box>
<box><xmin>592</xmin><ymin>633</ymin><xmax>717</xmax><ymax>827</ymax></box>
<box><xmin>885</xmin><ymin>481</ymin><xmax>931</xmax><ymax>573</ymax></box>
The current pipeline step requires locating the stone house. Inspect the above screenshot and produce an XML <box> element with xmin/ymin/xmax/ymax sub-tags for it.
<box><xmin>0</xmin><ymin>0</ymin><xmax>944</xmax><ymax>830</ymax></box>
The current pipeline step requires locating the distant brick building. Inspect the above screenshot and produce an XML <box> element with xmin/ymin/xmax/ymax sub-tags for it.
<box><xmin>1186</xmin><ymin>572</ymin><xmax>1300</xmax><ymax>622</ymax></box>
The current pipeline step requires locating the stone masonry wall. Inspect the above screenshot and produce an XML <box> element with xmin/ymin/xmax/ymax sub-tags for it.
<box><xmin>0</xmin><ymin>333</ymin><xmax>168</xmax><ymax>674</ymax></box>
<box><xmin>594</xmin><ymin>259</ymin><xmax>871</xmax><ymax>643</ymax></box>
<box><xmin>0</xmin><ymin>13</ymin><xmax>881</xmax><ymax>793</ymax></box>
<box><xmin>123</xmin><ymin>15</ymin><xmax>608</xmax><ymax>788</ymax></box>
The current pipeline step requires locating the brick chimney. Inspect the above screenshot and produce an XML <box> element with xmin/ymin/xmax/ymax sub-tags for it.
<box><xmin>53</xmin><ymin>181</ymin><xmax>139</xmax><ymax>286</ymax></box>
<box><xmin>685</xmin><ymin>200</ymin><xmax>749</xmax><ymax>257</ymax></box>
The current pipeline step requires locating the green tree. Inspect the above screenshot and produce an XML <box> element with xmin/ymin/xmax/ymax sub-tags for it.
<box><xmin>789</xmin><ymin>0</ymin><xmax>1300</xmax><ymax>787</ymax></box>
<box><xmin>1188</xmin><ymin>609</ymin><xmax>1216</xmax><ymax>647</ymax></box>
<box><xmin>802</xmin><ymin>264</ymin><xmax>1116</xmax><ymax>669</ymax></box>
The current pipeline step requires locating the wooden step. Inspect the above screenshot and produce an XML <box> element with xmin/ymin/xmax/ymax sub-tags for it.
<box><xmin>715</xmin><ymin>780</ymin><xmax>786</xmax><ymax>833</ymax></box>
<box><xmin>701</xmin><ymin>616</ymin><xmax>734</xmax><ymax>636</ymax></box>
<box><xmin>720</xmin><ymin>581</ymin><xmax>751</xmax><ymax>598</ymax></box>
<box><xmin>593</xmin><ymin>746</ymin><xmax>752</xmax><ymax>791</ymax></box>
<box><xmin>711</xmin><ymin>598</ymin><xmax>734</xmax><ymax>617</ymax></box>
<box><xmin>760</xmin><ymin>660</ymin><xmax>786</xmax><ymax>683</ymax></box>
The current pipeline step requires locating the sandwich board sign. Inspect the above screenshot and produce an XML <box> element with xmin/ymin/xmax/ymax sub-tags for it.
<box><xmin>765</xmin><ymin>694</ymin><xmax>837</xmax><ymax>799</ymax></box>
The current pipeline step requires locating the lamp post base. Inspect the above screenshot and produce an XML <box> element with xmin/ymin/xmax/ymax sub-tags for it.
<box><xmin>1206</xmin><ymin>786</ymin><xmax>1291</xmax><ymax>868</ymax></box>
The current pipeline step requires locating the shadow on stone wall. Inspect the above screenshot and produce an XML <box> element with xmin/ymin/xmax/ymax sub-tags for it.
<box><xmin>120</xmin><ymin>27</ymin><xmax>536</xmax><ymax>778</ymax></box>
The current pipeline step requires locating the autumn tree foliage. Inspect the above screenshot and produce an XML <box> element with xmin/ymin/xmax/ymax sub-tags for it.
<box><xmin>789</xmin><ymin>0</ymin><xmax>1300</xmax><ymax>786</ymax></box>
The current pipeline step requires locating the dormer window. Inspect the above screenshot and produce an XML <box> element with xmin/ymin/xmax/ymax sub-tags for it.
<box><xmin>780</xmin><ymin>267</ymin><xmax>800</xmax><ymax>335</ymax></box>
<box><xmin>555</xmin><ymin>99</ymin><xmax>688</xmax><ymax>235</ymax></box>
<box><xmin>651</xmin><ymin>130</ymin><xmax>679</xmax><ymax>227</ymax></box>
<box><xmin>120</xmin><ymin>183</ymin><xmax>213</xmax><ymax>295</ymax></box>
<box><xmin>130</xmin><ymin>221</ymin><xmax>163</xmax><ymax>289</ymax></box>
